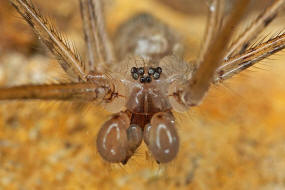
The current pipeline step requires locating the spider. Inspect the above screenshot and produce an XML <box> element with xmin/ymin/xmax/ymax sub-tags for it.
<box><xmin>1</xmin><ymin>0</ymin><xmax>285</xmax><ymax>165</ymax></box>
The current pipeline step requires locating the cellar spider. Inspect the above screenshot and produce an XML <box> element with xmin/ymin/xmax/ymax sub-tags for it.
<box><xmin>2</xmin><ymin>0</ymin><xmax>285</xmax><ymax>164</ymax></box>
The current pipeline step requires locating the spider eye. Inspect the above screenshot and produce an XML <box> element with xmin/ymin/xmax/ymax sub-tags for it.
<box><xmin>96</xmin><ymin>113</ymin><xmax>130</xmax><ymax>163</ymax></box>
<box><xmin>144</xmin><ymin>112</ymin><xmax>179</xmax><ymax>163</ymax></box>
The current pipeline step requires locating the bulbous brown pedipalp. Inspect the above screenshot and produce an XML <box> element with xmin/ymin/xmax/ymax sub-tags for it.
<box><xmin>96</xmin><ymin>112</ymin><xmax>130</xmax><ymax>163</ymax></box>
<box><xmin>127</xmin><ymin>124</ymin><xmax>143</xmax><ymax>151</ymax></box>
<box><xmin>144</xmin><ymin>112</ymin><xmax>179</xmax><ymax>163</ymax></box>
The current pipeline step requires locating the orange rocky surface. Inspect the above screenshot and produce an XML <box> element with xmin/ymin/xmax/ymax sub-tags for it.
<box><xmin>0</xmin><ymin>0</ymin><xmax>285</xmax><ymax>189</ymax></box>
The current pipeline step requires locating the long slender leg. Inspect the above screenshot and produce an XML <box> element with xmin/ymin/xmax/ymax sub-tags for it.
<box><xmin>9</xmin><ymin>0</ymin><xmax>87</xmax><ymax>82</ymax></box>
<box><xmin>0</xmin><ymin>81</ymin><xmax>112</xmax><ymax>101</ymax></box>
<box><xmin>197</xmin><ymin>0</ymin><xmax>225</xmax><ymax>64</ymax></box>
<box><xmin>79</xmin><ymin>0</ymin><xmax>116</xmax><ymax>73</ymax></box>
<box><xmin>215</xmin><ymin>33</ymin><xmax>285</xmax><ymax>83</ymax></box>
<box><xmin>177</xmin><ymin>0</ymin><xmax>250</xmax><ymax>107</ymax></box>
<box><xmin>225</xmin><ymin>0</ymin><xmax>284</xmax><ymax>59</ymax></box>
<box><xmin>80</xmin><ymin>0</ymin><xmax>97</xmax><ymax>73</ymax></box>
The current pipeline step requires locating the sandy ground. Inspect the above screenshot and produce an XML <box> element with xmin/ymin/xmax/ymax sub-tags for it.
<box><xmin>0</xmin><ymin>0</ymin><xmax>285</xmax><ymax>189</ymax></box>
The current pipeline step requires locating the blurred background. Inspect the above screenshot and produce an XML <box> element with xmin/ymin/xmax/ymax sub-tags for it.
<box><xmin>0</xmin><ymin>0</ymin><xmax>285</xmax><ymax>189</ymax></box>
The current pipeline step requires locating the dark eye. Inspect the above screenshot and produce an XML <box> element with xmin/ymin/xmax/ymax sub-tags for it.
<box><xmin>96</xmin><ymin>113</ymin><xmax>130</xmax><ymax>163</ymax></box>
<box><xmin>144</xmin><ymin>112</ymin><xmax>179</xmax><ymax>163</ymax></box>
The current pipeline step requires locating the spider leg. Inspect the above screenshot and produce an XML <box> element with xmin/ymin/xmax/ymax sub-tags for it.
<box><xmin>197</xmin><ymin>0</ymin><xmax>225</xmax><ymax>64</ymax></box>
<box><xmin>9</xmin><ymin>0</ymin><xmax>87</xmax><ymax>82</ymax></box>
<box><xmin>79</xmin><ymin>0</ymin><xmax>116</xmax><ymax>73</ymax></box>
<box><xmin>0</xmin><ymin>81</ymin><xmax>113</xmax><ymax>102</ymax></box>
<box><xmin>215</xmin><ymin>33</ymin><xmax>285</xmax><ymax>83</ymax></box>
<box><xmin>225</xmin><ymin>0</ymin><xmax>284</xmax><ymax>59</ymax></box>
<box><xmin>177</xmin><ymin>0</ymin><xmax>250</xmax><ymax>107</ymax></box>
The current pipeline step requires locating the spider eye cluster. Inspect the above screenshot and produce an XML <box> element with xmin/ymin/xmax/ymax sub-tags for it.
<box><xmin>131</xmin><ymin>67</ymin><xmax>162</xmax><ymax>83</ymax></box>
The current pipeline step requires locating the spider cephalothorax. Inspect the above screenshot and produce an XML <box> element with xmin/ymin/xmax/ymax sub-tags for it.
<box><xmin>2</xmin><ymin>0</ymin><xmax>285</xmax><ymax>164</ymax></box>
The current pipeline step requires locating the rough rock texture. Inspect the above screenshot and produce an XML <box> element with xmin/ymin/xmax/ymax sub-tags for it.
<box><xmin>1</xmin><ymin>0</ymin><xmax>285</xmax><ymax>189</ymax></box>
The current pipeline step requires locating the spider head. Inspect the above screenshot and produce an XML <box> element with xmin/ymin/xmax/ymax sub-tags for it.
<box><xmin>124</xmin><ymin>56</ymin><xmax>193</xmax><ymax>114</ymax></box>
<box><xmin>97</xmin><ymin>56</ymin><xmax>193</xmax><ymax>163</ymax></box>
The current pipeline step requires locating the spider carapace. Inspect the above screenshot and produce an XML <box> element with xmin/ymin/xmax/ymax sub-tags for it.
<box><xmin>3</xmin><ymin>0</ymin><xmax>285</xmax><ymax>164</ymax></box>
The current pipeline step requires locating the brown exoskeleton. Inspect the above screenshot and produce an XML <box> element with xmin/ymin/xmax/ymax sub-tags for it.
<box><xmin>2</xmin><ymin>0</ymin><xmax>285</xmax><ymax>164</ymax></box>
